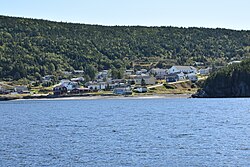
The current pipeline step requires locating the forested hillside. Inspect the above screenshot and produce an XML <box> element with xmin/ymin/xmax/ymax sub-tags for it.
<box><xmin>1</xmin><ymin>15</ymin><xmax>250</xmax><ymax>81</ymax></box>
<box><xmin>193</xmin><ymin>59</ymin><xmax>250</xmax><ymax>97</ymax></box>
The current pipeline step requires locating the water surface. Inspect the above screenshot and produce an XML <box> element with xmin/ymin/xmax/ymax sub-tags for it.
<box><xmin>0</xmin><ymin>98</ymin><xmax>250</xmax><ymax>166</ymax></box>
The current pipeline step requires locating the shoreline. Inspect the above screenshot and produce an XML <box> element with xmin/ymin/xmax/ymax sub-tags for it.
<box><xmin>0</xmin><ymin>93</ymin><xmax>191</xmax><ymax>101</ymax></box>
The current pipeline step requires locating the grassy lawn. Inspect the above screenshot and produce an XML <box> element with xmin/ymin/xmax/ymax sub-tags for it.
<box><xmin>149</xmin><ymin>80</ymin><xmax>198</xmax><ymax>94</ymax></box>
<box><xmin>30</xmin><ymin>85</ymin><xmax>53</xmax><ymax>94</ymax></box>
<box><xmin>149</xmin><ymin>85</ymin><xmax>197</xmax><ymax>94</ymax></box>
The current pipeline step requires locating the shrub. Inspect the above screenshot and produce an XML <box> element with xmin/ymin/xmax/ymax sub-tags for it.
<box><xmin>163</xmin><ymin>83</ymin><xmax>175</xmax><ymax>89</ymax></box>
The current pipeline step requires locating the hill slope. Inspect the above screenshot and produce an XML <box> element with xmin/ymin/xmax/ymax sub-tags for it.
<box><xmin>1</xmin><ymin>15</ymin><xmax>250</xmax><ymax>80</ymax></box>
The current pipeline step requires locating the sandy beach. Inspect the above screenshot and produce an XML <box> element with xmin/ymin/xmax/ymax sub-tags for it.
<box><xmin>13</xmin><ymin>94</ymin><xmax>191</xmax><ymax>101</ymax></box>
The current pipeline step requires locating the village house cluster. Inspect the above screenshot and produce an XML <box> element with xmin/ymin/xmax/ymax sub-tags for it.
<box><xmin>52</xmin><ymin>65</ymin><xmax>211</xmax><ymax>95</ymax></box>
<box><xmin>0</xmin><ymin>85</ymin><xmax>30</xmax><ymax>95</ymax></box>
<box><xmin>0</xmin><ymin>64</ymin><xmax>212</xmax><ymax>96</ymax></box>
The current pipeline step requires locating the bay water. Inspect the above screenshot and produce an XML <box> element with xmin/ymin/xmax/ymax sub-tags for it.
<box><xmin>0</xmin><ymin>98</ymin><xmax>250</xmax><ymax>166</ymax></box>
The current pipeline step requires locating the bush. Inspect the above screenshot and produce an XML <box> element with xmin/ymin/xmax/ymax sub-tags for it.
<box><xmin>163</xmin><ymin>83</ymin><xmax>175</xmax><ymax>89</ymax></box>
<box><xmin>191</xmin><ymin>84</ymin><xmax>197</xmax><ymax>88</ymax></box>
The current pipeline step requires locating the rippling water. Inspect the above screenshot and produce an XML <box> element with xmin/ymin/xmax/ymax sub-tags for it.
<box><xmin>0</xmin><ymin>98</ymin><xmax>250</xmax><ymax>166</ymax></box>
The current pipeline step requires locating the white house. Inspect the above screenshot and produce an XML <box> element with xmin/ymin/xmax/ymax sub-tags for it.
<box><xmin>62</xmin><ymin>71</ymin><xmax>72</xmax><ymax>75</ymax></box>
<box><xmin>194</xmin><ymin>62</ymin><xmax>204</xmax><ymax>66</ymax></box>
<box><xmin>166</xmin><ymin>72</ymin><xmax>186</xmax><ymax>82</ymax></box>
<box><xmin>199</xmin><ymin>67</ymin><xmax>212</xmax><ymax>75</ymax></box>
<box><xmin>66</xmin><ymin>82</ymin><xmax>79</xmax><ymax>91</ymax></box>
<box><xmin>60</xmin><ymin>80</ymin><xmax>79</xmax><ymax>91</ymax></box>
<box><xmin>168</xmin><ymin>66</ymin><xmax>197</xmax><ymax>74</ymax></box>
<box><xmin>86</xmin><ymin>82</ymin><xmax>109</xmax><ymax>90</ymax></box>
<box><xmin>73</xmin><ymin>70</ymin><xmax>84</xmax><ymax>74</ymax></box>
<box><xmin>71</xmin><ymin>77</ymin><xmax>84</xmax><ymax>82</ymax></box>
<box><xmin>87</xmin><ymin>82</ymin><xmax>100</xmax><ymax>90</ymax></box>
<box><xmin>99</xmin><ymin>82</ymin><xmax>108</xmax><ymax>90</ymax></box>
<box><xmin>60</xmin><ymin>79</ymin><xmax>71</xmax><ymax>86</ymax></box>
<box><xmin>125</xmin><ymin>69</ymin><xmax>134</xmax><ymax>75</ymax></box>
<box><xmin>141</xmin><ymin>69</ymin><xmax>148</xmax><ymax>73</ymax></box>
<box><xmin>150</xmin><ymin>68</ymin><xmax>167</xmax><ymax>75</ymax></box>
<box><xmin>228</xmin><ymin>61</ymin><xmax>241</xmax><ymax>65</ymax></box>
<box><xmin>134</xmin><ymin>86</ymin><xmax>148</xmax><ymax>93</ymax></box>
<box><xmin>176</xmin><ymin>72</ymin><xmax>186</xmax><ymax>81</ymax></box>
<box><xmin>136</xmin><ymin>69</ymin><xmax>148</xmax><ymax>75</ymax></box>
<box><xmin>0</xmin><ymin>86</ymin><xmax>6</xmax><ymax>94</ymax></box>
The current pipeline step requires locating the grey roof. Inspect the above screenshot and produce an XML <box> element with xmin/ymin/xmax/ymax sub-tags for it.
<box><xmin>166</xmin><ymin>72</ymin><xmax>183</xmax><ymax>77</ymax></box>
<box><xmin>151</xmin><ymin>68</ymin><xmax>167</xmax><ymax>72</ymax></box>
<box><xmin>15</xmin><ymin>86</ymin><xmax>28</xmax><ymax>89</ymax></box>
<box><xmin>173</xmin><ymin>66</ymin><xmax>196</xmax><ymax>71</ymax></box>
<box><xmin>74</xmin><ymin>70</ymin><xmax>84</xmax><ymax>73</ymax></box>
<box><xmin>134</xmin><ymin>75</ymin><xmax>151</xmax><ymax>79</ymax></box>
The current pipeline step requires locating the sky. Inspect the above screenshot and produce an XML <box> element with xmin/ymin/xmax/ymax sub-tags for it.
<box><xmin>0</xmin><ymin>0</ymin><xmax>250</xmax><ymax>30</ymax></box>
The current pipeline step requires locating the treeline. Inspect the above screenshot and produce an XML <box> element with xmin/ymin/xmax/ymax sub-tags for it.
<box><xmin>0</xmin><ymin>15</ymin><xmax>250</xmax><ymax>81</ymax></box>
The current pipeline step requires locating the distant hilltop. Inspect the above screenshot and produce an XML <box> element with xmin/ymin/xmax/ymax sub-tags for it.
<box><xmin>0</xmin><ymin>15</ymin><xmax>250</xmax><ymax>81</ymax></box>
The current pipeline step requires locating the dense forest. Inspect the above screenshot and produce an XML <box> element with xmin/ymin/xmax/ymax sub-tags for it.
<box><xmin>1</xmin><ymin>15</ymin><xmax>250</xmax><ymax>81</ymax></box>
<box><xmin>193</xmin><ymin>59</ymin><xmax>250</xmax><ymax>97</ymax></box>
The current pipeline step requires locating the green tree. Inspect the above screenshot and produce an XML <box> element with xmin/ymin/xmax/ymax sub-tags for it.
<box><xmin>0</xmin><ymin>15</ymin><xmax>249</xmax><ymax>81</ymax></box>
<box><xmin>85</xmin><ymin>65</ymin><xmax>97</xmax><ymax>81</ymax></box>
<box><xmin>141</xmin><ymin>78</ymin><xmax>146</xmax><ymax>86</ymax></box>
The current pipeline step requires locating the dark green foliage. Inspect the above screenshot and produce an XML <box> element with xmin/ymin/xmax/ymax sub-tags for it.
<box><xmin>84</xmin><ymin>65</ymin><xmax>97</xmax><ymax>80</ymax></box>
<box><xmin>1</xmin><ymin>15</ymin><xmax>250</xmax><ymax>80</ymax></box>
<box><xmin>42</xmin><ymin>81</ymin><xmax>52</xmax><ymax>87</ymax></box>
<box><xmin>141</xmin><ymin>78</ymin><xmax>146</xmax><ymax>86</ymax></box>
<box><xmin>191</xmin><ymin>84</ymin><xmax>197</xmax><ymax>88</ymax></box>
<box><xmin>163</xmin><ymin>84</ymin><xmax>175</xmax><ymax>89</ymax></box>
<box><xmin>111</xmin><ymin>68</ymin><xmax>124</xmax><ymax>79</ymax></box>
<box><xmin>200</xmin><ymin>59</ymin><xmax>250</xmax><ymax>97</ymax></box>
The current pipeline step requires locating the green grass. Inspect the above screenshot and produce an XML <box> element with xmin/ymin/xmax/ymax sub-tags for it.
<box><xmin>149</xmin><ymin>85</ymin><xmax>198</xmax><ymax>94</ymax></box>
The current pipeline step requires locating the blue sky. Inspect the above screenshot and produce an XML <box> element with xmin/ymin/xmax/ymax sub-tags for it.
<box><xmin>1</xmin><ymin>0</ymin><xmax>249</xmax><ymax>30</ymax></box>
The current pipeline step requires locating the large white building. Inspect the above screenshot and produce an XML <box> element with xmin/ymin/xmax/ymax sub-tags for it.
<box><xmin>168</xmin><ymin>66</ymin><xmax>197</xmax><ymax>74</ymax></box>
